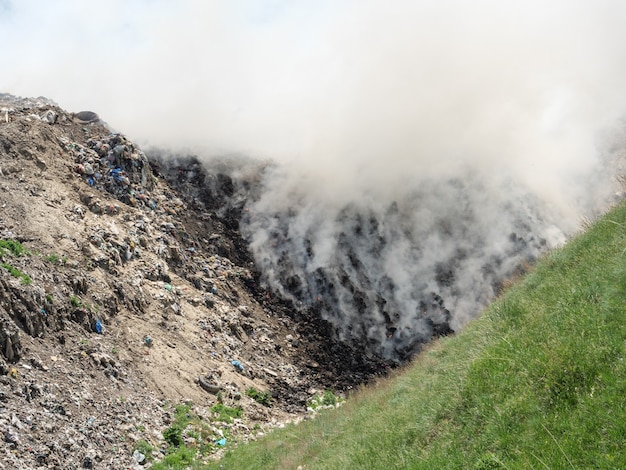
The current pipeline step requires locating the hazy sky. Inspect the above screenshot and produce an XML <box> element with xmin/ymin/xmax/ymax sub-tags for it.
<box><xmin>2</xmin><ymin>1</ymin><xmax>626</xmax><ymax>206</ymax></box>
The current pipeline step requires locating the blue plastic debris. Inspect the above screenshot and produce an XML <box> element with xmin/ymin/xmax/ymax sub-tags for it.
<box><xmin>87</xmin><ymin>177</ymin><xmax>95</xmax><ymax>186</ymax></box>
<box><xmin>231</xmin><ymin>360</ymin><xmax>244</xmax><ymax>372</ymax></box>
<box><xmin>111</xmin><ymin>168</ymin><xmax>124</xmax><ymax>181</ymax></box>
<box><xmin>95</xmin><ymin>319</ymin><xmax>103</xmax><ymax>334</ymax></box>
<box><xmin>215</xmin><ymin>438</ymin><xmax>227</xmax><ymax>446</ymax></box>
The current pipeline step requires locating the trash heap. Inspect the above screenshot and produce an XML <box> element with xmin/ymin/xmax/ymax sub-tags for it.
<box><xmin>64</xmin><ymin>133</ymin><xmax>155</xmax><ymax>210</ymax></box>
<box><xmin>0</xmin><ymin>93</ymin><xmax>393</xmax><ymax>468</ymax></box>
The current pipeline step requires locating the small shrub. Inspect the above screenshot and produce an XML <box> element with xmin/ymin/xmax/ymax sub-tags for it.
<box><xmin>70</xmin><ymin>295</ymin><xmax>81</xmax><ymax>307</ymax></box>
<box><xmin>321</xmin><ymin>390</ymin><xmax>338</xmax><ymax>407</ymax></box>
<box><xmin>246</xmin><ymin>387</ymin><xmax>273</xmax><ymax>407</ymax></box>
<box><xmin>163</xmin><ymin>424</ymin><xmax>183</xmax><ymax>447</ymax></box>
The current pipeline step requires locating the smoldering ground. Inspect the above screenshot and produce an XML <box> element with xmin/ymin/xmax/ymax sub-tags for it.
<box><xmin>3</xmin><ymin>1</ymin><xmax>626</xmax><ymax>359</ymax></box>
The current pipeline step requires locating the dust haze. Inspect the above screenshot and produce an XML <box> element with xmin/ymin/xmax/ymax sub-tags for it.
<box><xmin>3</xmin><ymin>1</ymin><xmax>626</xmax><ymax>359</ymax></box>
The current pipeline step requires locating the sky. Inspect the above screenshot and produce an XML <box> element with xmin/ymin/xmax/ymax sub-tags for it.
<box><xmin>2</xmin><ymin>1</ymin><xmax>625</xmax><ymax>184</ymax></box>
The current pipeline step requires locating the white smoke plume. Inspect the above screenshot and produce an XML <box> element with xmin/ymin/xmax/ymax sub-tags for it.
<box><xmin>2</xmin><ymin>1</ymin><xmax>626</xmax><ymax>359</ymax></box>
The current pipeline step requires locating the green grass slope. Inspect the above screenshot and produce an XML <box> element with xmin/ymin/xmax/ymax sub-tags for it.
<box><xmin>210</xmin><ymin>201</ymin><xmax>626</xmax><ymax>469</ymax></box>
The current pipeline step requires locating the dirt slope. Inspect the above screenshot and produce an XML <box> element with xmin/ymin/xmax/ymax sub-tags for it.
<box><xmin>0</xmin><ymin>95</ymin><xmax>388</xmax><ymax>469</ymax></box>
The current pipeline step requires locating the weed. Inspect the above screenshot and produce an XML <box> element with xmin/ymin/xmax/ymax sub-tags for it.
<box><xmin>0</xmin><ymin>239</ymin><xmax>27</xmax><ymax>257</ymax></box>
<box><xmin>133</xmin><ymin>439</ymin><xmax>154</xmax><ymax>462</ymax></box>
<box><xmin>246</xmin><ymin>387</ymin><xmax>273</xmax><ymax>407</ymax></box>
<box><xmin>45</xmin><ymin>294</ymin><xmax>53</xmax><ymax>303</ymax></box>
<box><xmin>163</xmin><ymin>425</ymin><xmax>183</xmax><ymax>447</ymax></box>
<box><xmin>152</xmin><ymin>445</ymin><xmax>196</xmax><ymax>470</ymax></box>
<box><xmin>45</xmin><ymin>254</ymin><xmax>60</xmax><ymax>264</ymax></box>
<box><xmin>307</xmin><ymin>390</ymin><xmax>343</xmax><ymax>410</ymax></box>
<box><xmin>70</xmin><ymin>295</ymin><xmax>82</xmax><ymax>307</ymax></box>
<box><xmin>210</xmin><ymin>403</ymin><xmax>243</xmax><ymax>422</ymax></box>
<box><xmin>321</xmin><ymin>390</ymin><xmax>338</xmax><ymax>407</ymax></box>
<box><xmin>2</xmin><ymin>263</ymin><xmax>32</xmax><ymax>284</ymax></box>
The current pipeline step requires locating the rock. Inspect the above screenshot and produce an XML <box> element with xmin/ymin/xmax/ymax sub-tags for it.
<box><xmin>4</xmin><ymin>428</ymin><xmax>19</xmax><ymax>446</ymax></box>
<box><xmin>132</xmin><ymin>449</ymin><xmax>146</xmax><ymax>464</ymax></box>
<box><xmin>0</xmin><ymin>317</ymin><xmax>21</xmax><ymax>363</ymax></box>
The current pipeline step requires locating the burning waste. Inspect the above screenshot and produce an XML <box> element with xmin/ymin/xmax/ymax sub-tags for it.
<box><xmin>240</xmin><ymin>166</ymin><xmax>576</xmax><ymax>361</ymax></box>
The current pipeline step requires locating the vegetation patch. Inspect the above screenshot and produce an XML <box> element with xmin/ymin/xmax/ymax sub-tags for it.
<box><xmin>133</xmin><ymin>439</ymin><xmax>155</xmax><ymax>463</ymax></box>
<box><xmin>44</xmin><ymin>253</ymin><xmax>67</xmax><ymax>265</ymax></box>
<box><xmin>246</xmin><ymin>387</ymin><xmax>273</xmax><ymax>407</ymax></box>
<box><xmin>307</xmin><ymin>390</ymin><xmax>344</xmax><ymax>411</ymax></box>
<box><xmin>0</xmin><ymin>239</ymin><xmax>31</xmax><ymax>284</ymax></box>
<box><xmin>210</xmin><ymin>403</ymin><xmax>243</xmax><ymax>422</ymax></box>
<box><xmin>152</xmin><ymin>402</ymin><xmax>237</xmax><ymax>468</ymax></box>
<box><xmin>2</xmin><ymin>262</ymin><xmax>32</xmax><ymax>284</ymax></box>
<box><xmin>0</xmin><ymin>239</ymin><xmax>28</xmax><ymax>257</ymax></box>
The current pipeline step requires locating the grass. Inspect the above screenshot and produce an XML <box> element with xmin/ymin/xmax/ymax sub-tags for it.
<box><xmin>133</xmin><ymin>439</ymin><xmax>155</xmax><ymax>463</ymax></box>
<box><xmin>206</xmin><ymin>199</ymin><xmax>626</xmax><ymax>469</ymax></box>
<box><xmin>210</xmin><ymin>403</ymin><xmax>243</xmax><ymax>422</ymax></box>
<box><xmin>0</xmin><ymin>239</ymin><xmax>31</xmax><ymax>284</ymax></box>
<box><xmin>44</xmin><ymin>253</ymin><xmax>67</xmax><ymax>265</ymax></box>
<box><xmin>2</xmin><ymin>262</ymin><xmax>32</xmax><ymax>284</ymax></box>
<box><xmin>0</xmin><ymin>239</ymin><xmax>28</xmax><ymax>257</ymax></box>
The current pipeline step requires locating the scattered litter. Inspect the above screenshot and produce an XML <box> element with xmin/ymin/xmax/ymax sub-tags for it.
<box><xmin>231</xmin><ymin>360</ymin><xmax>244</xmax><ymax>372</ymax></box>
<box><xmin>215</xmin><ymin>437</ymin><xmax>226</xmax><ymax>446</ymax></box>
<box><xmin>94</xmin><ymin>320</ymin><xmax>103</xmax><ymax>334</ymax></box>
<box><xmin>132</xmin><ymin>449</ymin><xmax>146</xmax><ymax>464</ymax></box>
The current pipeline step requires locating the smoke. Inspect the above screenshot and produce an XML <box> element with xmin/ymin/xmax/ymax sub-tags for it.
<box><xmin>2</xmin><ymin>1</ymin><xmax>626</xmax><ymax>359</ymax></box>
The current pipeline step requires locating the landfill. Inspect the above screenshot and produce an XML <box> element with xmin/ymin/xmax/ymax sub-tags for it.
<box><xmin>0</xmin><ymin>93</ymin><xmax>388</xmax><ymax>468</ymax></box>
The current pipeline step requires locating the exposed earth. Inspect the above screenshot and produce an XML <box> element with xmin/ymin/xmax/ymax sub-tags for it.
<box><xmin>0</xmin><ymin>94</ymin><xmax>393</xmax><ymax>469</ymax></box>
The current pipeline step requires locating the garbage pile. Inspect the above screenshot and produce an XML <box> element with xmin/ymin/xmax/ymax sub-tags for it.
<box><xmin>63</xmin><ymin>133</ymin><xmax>155</xmax><ymax>209</ymax></box>
<box><xmin>0</xmin><ymin>93</ymin><xmax>395</xmax><ymax>468</ymax></box>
